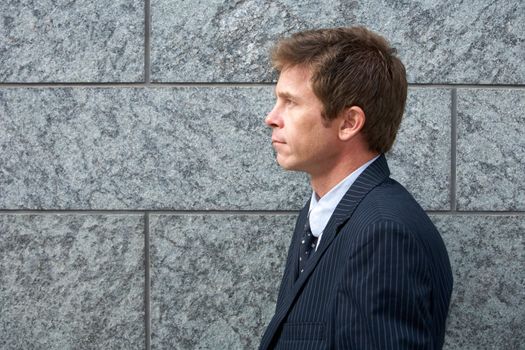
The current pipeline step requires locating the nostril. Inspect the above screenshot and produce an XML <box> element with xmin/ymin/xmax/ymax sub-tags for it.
<box><xmin>265</xmin><ymin>114</ymin><xmax>274</xmax><ymax>126</ymax></box>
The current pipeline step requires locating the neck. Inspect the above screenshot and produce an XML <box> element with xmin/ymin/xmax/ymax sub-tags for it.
<box><xmin>310</xmin><ymin>152</ymin><xmax>379</xmax><ymax>198</ymax></box>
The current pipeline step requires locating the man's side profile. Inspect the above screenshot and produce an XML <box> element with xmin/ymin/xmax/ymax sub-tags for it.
<box><xmin>259</xmin><ymin>27</ymin><xmax>453</xmax><ymax>350</ymax></box>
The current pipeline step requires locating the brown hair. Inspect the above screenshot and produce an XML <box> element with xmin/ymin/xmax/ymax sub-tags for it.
<box><xmin>271</xmin><ymin>26</ymin><xmax>407</xmax><ymax>154</ymax></box>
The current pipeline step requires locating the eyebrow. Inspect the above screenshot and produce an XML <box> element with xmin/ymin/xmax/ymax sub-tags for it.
<box><xmin>276</xmin><ymin>91</ymin><xmax>297</xmax><ymax>101</ymax></box>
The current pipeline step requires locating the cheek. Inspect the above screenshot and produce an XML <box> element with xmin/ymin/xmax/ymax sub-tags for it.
<box><xmin>309</xmin><ymin>127</ymin><xmax>337</xmax><ymax>153</ymax></box>
<box><xmin>287</xmin><ymin>125</ymin><xmax>309</xmax><ymax>149</ymax></box>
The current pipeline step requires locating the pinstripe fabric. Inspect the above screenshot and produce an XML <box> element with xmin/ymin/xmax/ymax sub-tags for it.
<box><xmin>259</xmin><ymin>155</ymin><xmax>453</xmax><ymax>350</ymax></box>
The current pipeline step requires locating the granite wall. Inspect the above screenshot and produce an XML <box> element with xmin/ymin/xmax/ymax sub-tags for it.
<box><xmin>0</xmin><ymin>1</ymin><xmax>523</xmax><ymax>349</ymax></box>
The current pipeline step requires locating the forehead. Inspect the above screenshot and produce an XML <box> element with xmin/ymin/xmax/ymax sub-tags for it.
<box><xmin>275</xmin><ymin>66</ymin><xmax>314</xmax><ymax>97</ymax></box>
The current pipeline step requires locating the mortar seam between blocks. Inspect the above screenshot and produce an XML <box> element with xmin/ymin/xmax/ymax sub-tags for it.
<box><xmin>144</xmin><ymin>212</ymin><xmax>151</xmax><ymax>350</ymax></box>
<box><xmin>451</xmin><ymin>89</ymin><xmax>458</xmax><ymax>211</ymax></box>
<box><xmin>0</xmin><ymin>82</ymin><xmax>524</xmax><ymax>88</ymax></box>
<box><xmin>0</xmin><ymin>210</ymin><xmax>300</xmax><ymax>215</ymax></box>
<box><xmin>144</xmin><ymin>0</ymin><xmax>151</xmax><ymax>85</ymax></box>
<box><xmin>0</xmin><ymin>210</ymin><xmax>523</xmax><ymax>215</ymax></box>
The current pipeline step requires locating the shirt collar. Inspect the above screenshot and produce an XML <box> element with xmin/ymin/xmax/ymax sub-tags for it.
<box><xmin>308</xmin><ymin>155</ymin><xmax>379</xmax><ymax>238</ymax></box>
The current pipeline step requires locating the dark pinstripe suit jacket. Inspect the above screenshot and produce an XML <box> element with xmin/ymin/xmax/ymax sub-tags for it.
<box><xmin>259</xmin><ymin>155</ymin><xmax>453</xmax><ymax>350</ymax></box>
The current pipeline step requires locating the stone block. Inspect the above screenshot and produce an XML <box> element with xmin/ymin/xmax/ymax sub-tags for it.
<box><xmin>0</xmin><ymin>87</ymin><xmax>308</xmax><ymax>210</ymax></box>
<box><xmin>432</xmin><ymin>215</ymin><xmax>524</xmax><ymax>350</ymax></box>
<box><xmin>149</xmin><ymin>213</ymin><xmax>295</xmax><ymax>349</ymax></box>
<box><xmin>388</xmin><ymin>88</ymin><xmax>451</xmax><ymax>210</ymax></box>
<box><xmin>456</xmin><ymin>89</ymin><xmax>525</xmax><ymax>210</ymax></box>
<box><xmin>0</xmin><ymin>214</ymin><xmax>145</xmax><ymax>349</ymax></box>
<box><xmin>151</xmin><ymin>0</ymin><xmax>524</xmax><ymax>83</ymax></box>
<box><xmin>0</xmin><ymin>86</ymin><xmax>451</xmax><ymax>210</ymax></box>
<box><xmin>0</xmin><ymin>1</ymin><xmax>144</xmax><ymax>82</ymax></box>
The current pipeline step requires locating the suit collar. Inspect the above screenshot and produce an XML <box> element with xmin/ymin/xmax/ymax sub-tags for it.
<box><xmin>259</xmin><ymin>154</ymin><xmax>391</xmax><ymax>350</ymax></box>
<box><xmin>324</xmin><ymin>153</ymin><xmax>390</xmax><ymax>228</ymax></box>
<box><xmin>308</xmin><ymin>155</ymin><xmax>379</xmax><ymax>237</ymax></box>
<box><xmin>293</xmin><ymin>154</ymin><xmax>390</xmax><ymax>282</ymax></box>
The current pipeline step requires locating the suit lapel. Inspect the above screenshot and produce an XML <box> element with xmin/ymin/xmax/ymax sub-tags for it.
<box><xmin>259</xmin><ymin>155</ymin><xmax>391</xmax><ymax>350</ymax></box>
<box><xmin>312</xmin><ymin>154</ymin><xmax>391</xmax><ymax>260</ymax></box>
<box><xmin>288</xmin><ymin>202</ymin><xmax>309</xmax><ymax>291</ymax></box>
<box><xmin>293</xmin><ymin>154</ymin><xmax>391</xmax><ymax>284</ymax></box>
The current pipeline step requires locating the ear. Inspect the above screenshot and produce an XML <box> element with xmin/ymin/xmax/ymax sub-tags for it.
<box><xmin>338</xmin><ymin>106</ymin><xmax>365</xmax><ymax>141</ymax></box>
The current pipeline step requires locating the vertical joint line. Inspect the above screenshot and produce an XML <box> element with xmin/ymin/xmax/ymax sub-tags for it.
<box><xmin>450</xmin><ymin>89</ymin><xmax>458</xmax><ymax>211</ymax></box>
<box><xmin>144</xmin><ymin>212</ymin><xmax>151</xmax><ymax>350</ymax></box>
<box><xmin>144</xmin><ymin>0</ymin><xmax>151</xmax><ymax>84</ymax></box>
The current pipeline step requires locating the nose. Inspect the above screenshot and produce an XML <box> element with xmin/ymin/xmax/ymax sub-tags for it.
<box><xmin>265</xmin><ymin>105</ymin><xmax>282</xmax><ymax>128</ymax></box>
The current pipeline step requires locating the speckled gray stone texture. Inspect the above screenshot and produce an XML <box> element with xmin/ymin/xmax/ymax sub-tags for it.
<box><xmin>388</xmin><ymin>88</ymin><xmax>451</xmax><ymax>210</ymax></box>
<box><xmin>0</xmin><ymin>214</ymin><xmax>145</xmax><ymax>349</ymax></box>
<box><xmin>0</xmin><ymin>0</ymin><xmax>143</xmax><ymax>82</ymax></box>
<box><xmin>432</xmin><ymin>215</ymin><xmax>524</xmax><ymax>350</ymax></box>
<box><xmin>0</xmin><ymin>87</ymin><xmax>308</xmax><ymax>210</ymax></box>
<box><xmin>151</xmin><ymin>0</ymin><xmax>524</xmax><ymax>83</ymax></box>
<box><xmin>456</xmin><ymin>89</ymin><xmax>525</xmax><ymax>211</ymax></box>
<box><xmin>0</xmin><ymin>87</ymin><xmax>451</xmax><ymax>210</ymax></box>
<box><xmin>1</xmin><ymin>87</ymin><xmax>450</xmax><ymax>210</ymax></box>
<box><xmin>149</xmin><ymin>214</ymin><xmax>294</xmax><ymax>349</ymax></box>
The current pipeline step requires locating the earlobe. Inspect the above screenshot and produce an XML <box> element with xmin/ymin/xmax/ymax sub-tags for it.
<box><xmin>339</xmin><ymin>106</ymin><xmax>365</xmax><ymax>141</ymax></box>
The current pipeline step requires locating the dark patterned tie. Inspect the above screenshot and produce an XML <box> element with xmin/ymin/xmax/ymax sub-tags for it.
<box><xmin>298</xmin><ymin>220</ymin><xmax>318</xmax><ymax>274</ymax></box>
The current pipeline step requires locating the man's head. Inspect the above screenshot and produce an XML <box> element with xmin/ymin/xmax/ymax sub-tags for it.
<box><xmin>270</xmin><ymin>26</ymin><xmax>407</xmax><ymax>154</ymax></box>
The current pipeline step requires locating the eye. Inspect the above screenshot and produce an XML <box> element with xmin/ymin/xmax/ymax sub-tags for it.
<box><xmin>285</xmin><ymin>98</ymin><xmax>296</xmax><ymax>106</ymax></box>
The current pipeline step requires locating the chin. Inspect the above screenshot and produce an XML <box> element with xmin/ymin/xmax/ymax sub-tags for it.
<box><xmin>276</xmin><ymin>157</ymin><xmax>293</xmax><ymax>170</ymax></box>
<box><xmin>276</xmin><ymin>157</ymin><xmax>303</xmax><ymax>172</ymax></box>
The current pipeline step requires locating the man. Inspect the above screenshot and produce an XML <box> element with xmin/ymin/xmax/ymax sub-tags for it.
<box><xmin>259</xmin><ymin>27</ymin><xmax>453</xmax><ymax>350</ymax></box>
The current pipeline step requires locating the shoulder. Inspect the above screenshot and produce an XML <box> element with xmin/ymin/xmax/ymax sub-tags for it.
<box><xmin>342</xmin><ymin>177</ymin><xmax>443</xmax><ymax>251</ymax></box>
<box><xmin>344</xmin><ymin>177</ymin><xmax>451</xmax><ymax>266</ymax></box>
<box><xmin>351</xmin><ymin>178</ymin><xmax>427</xmax><ymax>224</ymax></box>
